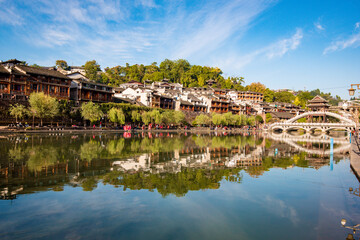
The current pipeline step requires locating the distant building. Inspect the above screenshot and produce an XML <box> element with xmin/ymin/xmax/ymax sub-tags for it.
<box><xmin>175</xmin><ymin>93</ymin><xmax>207</xmax><ymax>112</ymax></box>
<box><xmin>114</xmin><ymin>87</ymin><xmax>152</xmax><ymax>107</ymax></box>
<box><xmin>307</xmin><ymin>95</ymin><xmax>330</xmax><ymax>112</ymax></box>
<box><xmin>58</xmin><ymin>66</ymin><xmax>86</xmax><ymax>75</ymax></box>
<box><xmin>68</xmin><ymin>72</ymin><xmax>113</xmax><ymax>103</ymax></box>
<box><xmin>119</xmin><ymin>80</ymin><xmax>144</xmax><ymax>89</ymax></box>
<box><xmin>209</xmin><ymin>95</ymin><xmax>230</xmax><ymax>113</ymax></box>
<box><xmin>151</xmin><ymin>93</ymin><xmax>175</xmax><ymax>109</ymax></box>
<box><xmin>0</xmin><ymin>59</ymin><xmax>71</xmax><ymax>102</ymax></box>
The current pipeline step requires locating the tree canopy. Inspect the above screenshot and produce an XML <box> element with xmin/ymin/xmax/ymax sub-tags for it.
<box><xmin>108</xmin><ymin>108</ymin><xmax>125</xmax><ymax>125</ymax></box>
<box><xmin>29</xmin><ymin>92</ymin><xmax>59</xmax><ymax>126</ymax></box>
<box><xmin>81</xmin><ymin>101</ymin><xmax>104</xmax><ymax>123</ymax></box>
<box><xmin>84</xmin><ymin>60</ymin><xmax>101</xmax><ymax>82</ymax></box>
<box><xmin>55</xmin><ymin>60</ymin><xmax>68</xmax><ymax>70</ymax></box>
<box><xmin>9</xmin><ymin>104</ymin><xmax>28</xmax><ymax>122</ymax></box>
<box><xmin>97</xmin><ymin>59</ymin><xmax>245</xmax><ymax>89</ymax></box>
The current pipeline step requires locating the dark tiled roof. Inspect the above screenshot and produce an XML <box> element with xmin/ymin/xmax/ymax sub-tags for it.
<box><xmin>113</xmin><ymin>97</ymin><xmax>135</xmax><ymax>104</ymax></box>
<box><xmin>74</xmin><ymin>79</ymin><xmax>114</xmax><ymax>88</ymax></box>
<box><xmin>127</xmin><ymin>80</ymin><xmax>143</xmax><ymax>85</ymax></box>
<box><xmin>16</xmin><ymin>65</ymin><xmax>70</xmax><ymax>79</ymax></box>
<box><xmin>1</xmin><ymin>59</ymin><xmax>22</xmax><ymax>64</ymax></box>
<box><xmin>187</xmin><ymin>94</ymin><xmax>201</xmax><ymax>102</ymax></box>
<box><xmin>180</xmin><ymin>100</ymin><xmax>193</xmax><ymax>106</ymax></box>
<box><xmin>308</xmin><ymin>95</ymin><xmax>329</xmax><ymax>103</ymax></box>
<box><xmin>0</xmin><ymin>65</ymin><xmax>27</xmax><ymax>76</ymax></box>
<box><xmin>0</xmin><ymin>65</ymin><xmax>9</xmax><ymax>74</ymax></box>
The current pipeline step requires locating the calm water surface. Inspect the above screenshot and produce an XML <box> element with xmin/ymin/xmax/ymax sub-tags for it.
<box><xmin>0</xmin><ymin>132</ymin><xmax>359</xmax><ymax>239</ymax></box>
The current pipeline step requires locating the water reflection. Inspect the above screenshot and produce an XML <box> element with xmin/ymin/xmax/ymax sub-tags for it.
<box><xmin>0</xmin><ymin>132</ymin><xmax>351</xmax><ymax>199</ymax></box>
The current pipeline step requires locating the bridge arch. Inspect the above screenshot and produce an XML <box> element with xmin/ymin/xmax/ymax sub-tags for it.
<box><xmin>268</xmin><ymin>111</ymin><xmax>356</xmax><ymax>133</ymax></box>
<box><xmin>287</xmin><ymin>111</ymin><xmax>355</xmax><ymax>124</ymax></box>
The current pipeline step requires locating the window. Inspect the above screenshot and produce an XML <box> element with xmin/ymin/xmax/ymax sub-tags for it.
<box><xmin>60</xmin><ymin>87</ymin><xmax>67</xmax><ymax>93</ymax></box>
<box><xmin>0</xmin><ymin>84</ymin><xmax>8</xmax><ymax>91</ymax></box>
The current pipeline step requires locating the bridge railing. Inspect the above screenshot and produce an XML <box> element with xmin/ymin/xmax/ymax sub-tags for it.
<box><xmin>270</xmin><ymin>122</ymin><xmax>355</xmax><ymax>127</ymax></box>
<box><xmin>286</xmin><ymin>111</ymin><xmax>355</xmax><ymax>124</ymax></box>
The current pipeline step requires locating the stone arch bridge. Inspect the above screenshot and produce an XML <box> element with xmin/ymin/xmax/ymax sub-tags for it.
<box><xmin>268</xmin><ymin>111</ymin><xmax>356</xmax><ymax>133</ymax></box>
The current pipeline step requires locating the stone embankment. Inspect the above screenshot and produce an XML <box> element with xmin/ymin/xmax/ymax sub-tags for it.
<box><xmin>351</xmin><ymin>137</ymin><xmax>360</xmax><ymax>181</ymax></box>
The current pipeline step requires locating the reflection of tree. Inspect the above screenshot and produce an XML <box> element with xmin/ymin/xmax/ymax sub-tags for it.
<box><xmin>140</xmin><ymin>138</ymin><xmax>184</xmax><ymax>153</ymax></box>
<box><xmin>210</xmin><ymin>136</ymin><xmax>254</xmax><ymax>149</ymax></box>
<box><xmin>27</xmin><ymin>146</ymin><xmax>59</xmax><ymax>172</ymax></box>
<box><xmin>80</xmin><ymin>140</ymin><xmax>104</xmax><ymax>162</ymax></box>
<box><xmin>192</xmin><ymin>136</ymin><xmax>211</xmax><ymax>148</ymax></box>
<box><xmin>265</xmin><ymin>139</ymin><xmax>272</xmax><ymax>148</ymax></box>
<box><xmin>101</xmin><ymin>168</ymin><xmax>243</xmax><ymax>197</ymax></box>
<box><xmin>8</xmin><ymin>146</ymin><xmax>29</xmax><ymax>162</ymax></box>
<box><xmin>245</xmin><ymin>153</ymin><xmax>309</xmax><ymax>177</ymax></box>
<box><xmin>81</xmin><ymin>177</ymin><xmax>98</xmax><ymax>191</ymax></box>
<box><xmin>106</xmin><ymin>138</ymin><xmax>125</xmax><ymax>155</ymax></box>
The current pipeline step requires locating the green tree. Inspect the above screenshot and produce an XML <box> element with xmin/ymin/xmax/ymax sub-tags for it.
<box><xmin>222</xmin><ymin>112</ymin><xmax>234</xmax><ymax>126</ymax></box>
<box><xmin>150</xmin><ymin>109</ymin><xmax>162</xmax><ymax>124</ymax></box>
<box><xmin>194</xmin><ymin>114</ymin><xmax>211</xmax><ymax>126</ymax></box>
<box><xmin>247</xmin><ymin>116</ymin><xmax>256</xmax><ymax>126</ymax></box>
<box><xmin>246</xmin><ymin>82</ymin><xmax>266</xmax><ymax>93</ymax></box>
<box><xmin>29</xmin><ymin>92</ymin><xmax>59</xmax><ymax>126</ymax></box>
<box><xmin>255</xmin><ymin>115</ymin><xmax>264</xmax><ymax>125</ymax></box>
<box><xmin>131</xmin><ymin>110</ymin><xmax>142</xmax><ymax>123</ymax></box>
<box><xmin>173</xmin><ymin>111</ymin><xmax>185</xmax><ymax>125</ymax></box>
<box><xmin>212</xmin><ymin>113</ymin><xmax>223</xmax><ymax>126</ymax></box>
<box><xmin>84</xmin><ymin>60</ymin><xmax>101</xmax><ymax>82</ymax></box>
<box><xmin>160</xmin><ymin>111</ymin><xmax>174</xmax><ymax>125</ymax></box>
<box><xmin>274</xmin><ymin>91</ymin><xmax>295</xmax><ymax>103</ymax></box>
<box><xmin>142</xmin><ymin>111</ymin><xmax>152</xmax><ymax>125</ymax></box>
<box><xmin>55</xmin><ymin>60</ymin><xmax>68</xmax><ymax>70</ymax></box>
<box><xmin>108</xmin><ymin>108</ymin><xmax>125</xmax><ymax>125</ymax></box>
<box><xmin>264</xmin><ymin>88</ymin><xmax>275</xmax><ymax>102</ymax></box>
<box><xmin>9</xmin><ymin>104</ymin><xmax>28</xmax><ymax>123</ymax></box>
<box><xmin>81</xmin><ymin>101</ymin><xmax>104</xmax><ymax>124</ymax></box>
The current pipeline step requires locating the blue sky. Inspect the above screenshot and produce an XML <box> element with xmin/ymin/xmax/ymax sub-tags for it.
<box><xmin>0</xmin><ymin>0</ymin><xmax>359</xmax><ymax>98</ymax></box>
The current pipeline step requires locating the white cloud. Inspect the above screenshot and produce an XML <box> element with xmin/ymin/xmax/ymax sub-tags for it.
<box><xmin>0</xmin><ymin>0</ymin><xmax>279</xmax><ymax>68</ymax></box>
<box><xmin>0</xmin><ymin>0</ymin><xmax>23</xmax><ymax>26</ymax></box>
<box><xmin>137</xmin><ymin>0</ymin><xmax>158</xmax><ymax>8</ymax></box>
<box><xmin>323</xmin><ymin>33</ymin><xmax>360</xmax><ymax>54</ymax></box>
<box><xmin>40</xmin><ymin>28</ymin><xmax>77</xmax><ymax>47</ymax></box>
<box><xmin>323</xmin><ymin>21</ymin><xmax>360</xmax><ymax>54</ymax></box>
<box><xmin>314</xmin><ymin>22</ymin><xmax>324</xmax><ymax>31</ymax></box>
<box><xmin>171</xmin><ymin>1</ymin><xmax>274</xmax><ymax>59</ymax></box>
<box><xmin>266</xmin><ymin>28</ymin><xmax>303</xmax><ymax>59</ymax></box>
<box><xmin>216</xmin><ymin>28</ymin><xmax>303</xmax><ymax>70</ymax></box>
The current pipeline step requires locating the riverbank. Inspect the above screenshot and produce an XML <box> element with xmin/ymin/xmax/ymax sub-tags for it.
<box><xmin>0</xmin><ymin>126</ymin><xmax>263</xmax><ymax>134</ymax></box>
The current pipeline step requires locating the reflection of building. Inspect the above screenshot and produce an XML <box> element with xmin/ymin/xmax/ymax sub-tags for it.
<box><xmin>0</xmin><ymin>186</ymin><xmax>23</xmax><ymax>200</ymax></box>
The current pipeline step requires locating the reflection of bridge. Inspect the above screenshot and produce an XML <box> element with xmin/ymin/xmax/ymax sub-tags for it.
<box><xmin>267</xmin><ymin>132</ymin><xmax>351</xmax><ymax>155</ymax></box>
<box><xmin>269</xmin><ymin>131</ymin><xmax>350</xmax><ymax>143</ymax></box>
<box><xmin>269</xmin><ymin>111</ymin><xmax>356</xmax><ymax>133</ymax></box>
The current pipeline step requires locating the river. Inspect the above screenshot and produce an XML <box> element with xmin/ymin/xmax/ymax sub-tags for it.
<box><xmin>0</xmin><ymin>132</ymin><xmax>359</xmax><ymax>239</ymax></box>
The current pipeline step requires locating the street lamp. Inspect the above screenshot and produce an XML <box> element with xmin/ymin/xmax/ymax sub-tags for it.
<box><xmin>349</xmin><ymin>84</ymin><xmax>360</xmax><ymax>97</ymax></box>
<box><xmin>341</xmin><ymin>218</ymin><xmax>360</xmax><ymax>234</ymax></box>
